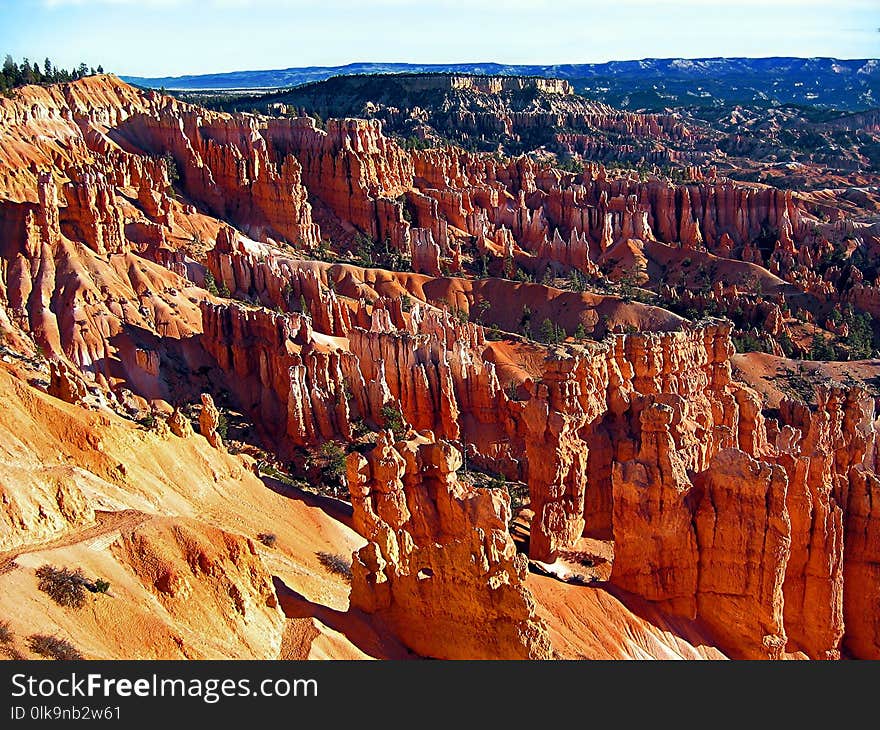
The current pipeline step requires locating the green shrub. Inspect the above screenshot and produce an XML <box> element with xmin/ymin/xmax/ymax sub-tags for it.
<box><xmin>215</xmin><ymin>411</ymin><xmax>229</xmax><ymax>440</ymax></box>
<box><xmin>203</xmin><ymin>270</ymin><xmax>219</xmax><ymax>296</ymax></box>
<box><xmin>844</xmin><ymin>310</ymin><xmax>875</xmax><ymax>360</ymax></box>
<box><xmin>732</xmin><ymin>333</ymin><xmax>769</xmax><ymax>354</ymax></box>
<box><xmin>162</xmin><ymin>152</ymin><xmax>179</xmax><ymax>185</ymax></box>
<box><xmin>539</xmin><ymin>319</ymin><xmax>566</xmax><ymax>345</ymax></box>
<box><xmin>809</xmin><ymin>333</ymin><xmax>836</xmax><ymax>361</ymax></box>
<box><xmin>92</xmin><ymin>579</ymin><xmax>110</xmax><ymax>594</ymax></box>
<box><xmin>318</xmin><ymin>441</ymin><xmax>347</xmax><ymax>488</ymax></box>
<box><xmin>380</xmin><ymin>404</ymin><xmax>405</xmax><ymax>439</ymax></box>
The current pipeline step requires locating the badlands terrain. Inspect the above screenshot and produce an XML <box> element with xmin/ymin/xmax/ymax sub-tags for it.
<box><xmin>0</xmin><ymin>70</ymin><xmax>879</xmax><ymax>660</ymax></box>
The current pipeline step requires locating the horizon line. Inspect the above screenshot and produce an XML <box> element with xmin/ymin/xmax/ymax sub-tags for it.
<box><xmin>115</xmin><ymin>55</ymin><xmax>880</xmax><ymax>81</ymax></box>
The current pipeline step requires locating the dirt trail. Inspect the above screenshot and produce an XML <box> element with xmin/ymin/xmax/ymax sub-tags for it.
<box><xmin>0</xmin><ymin>509</ymin><xmax>150</xmax><ymax>574</ymax></box>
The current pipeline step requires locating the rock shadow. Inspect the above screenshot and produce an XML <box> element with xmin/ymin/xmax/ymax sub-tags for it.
<box><xmin>271</xmin><ymin>576</ymin><xmax>414</xmax><ymax>660</ymax></box>
<box><xmin>258</xmin><ymin>474</ymin><xmax>353</xmax><ymax>529</ymax></box>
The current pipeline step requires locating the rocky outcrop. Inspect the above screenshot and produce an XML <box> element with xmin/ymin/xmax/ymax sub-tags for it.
<box><xmin>408</xmin><ymin>227</ymin><xmax>442</xmax><ymax>276</ymax></box>
<box><xmin>168</xmin><ymin>407</ymin><xmax>194</xmax><ymax>438</ymax></box>
<box><xmin>48</xmin><ymin>359</ymin><xmax>89</xmax><ymax>405</ymax></box>
<box><xmin>112</xmin><ymin>105</ymin><xmax>322</xmax><ymax>248</ymax></box>
<box><xmin>843</xmin><ymin>467</ymin><xmax>880</xmax><ymax>659</ymax></box>
<box><xmin>607</xmin><ymin>378</ymin><xmax>880</xmax><ymax>660</ymax></box>
<box><xmin>61</xmin><ymin>169</ymin><xmax>128</xmax><ymax>255</ymax></box>
<box><xmin>199</xmin><ymin>301</ymin><xmax>353</xmax><ymax>447</ymax></box>
<box><xmin>775</xmin><ymin>385</ymin><xmax>878</xmax><ymax>659</ymax></box>
<box><xmin>347</xmin><ymin>431</ymin><xmax>552</xmax><ymax>659</ymax></box>
<box><xmin>694</xmin><ymin>449</ymin><xmax>791</xmax><ymax>660</ymax></box>
<box><xmin>205</xmin><ymin>227</ymin><xmax>352</xmax><ymax>337</ymax></box>
<box><xmin>611</xmin><ymin>403</ymin><xmax>699</xmax><ymax>616</ymax></box>
<box><xmin>199</xmin><ymin>393</ymin><xmax>224</xmax><ymax>449</ymax></box>
<box><xmin>0</xmin><ymin>170</ymin><xmax>202</xmax><ymax>391</ymax></box>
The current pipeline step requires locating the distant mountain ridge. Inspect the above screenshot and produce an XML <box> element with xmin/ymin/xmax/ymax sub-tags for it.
<box><xmin>123</xmin><ymin>57</ymin><xmax>880</xmax><ymax>110</ymax></box>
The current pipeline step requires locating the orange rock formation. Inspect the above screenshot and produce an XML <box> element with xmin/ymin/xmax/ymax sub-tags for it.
<box><xmin>1</xmin><ymin>74</ymin><xmax>879</xmax><ymax>661</ymax></box>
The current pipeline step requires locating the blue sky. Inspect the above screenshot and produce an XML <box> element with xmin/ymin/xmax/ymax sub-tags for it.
<box><xmin>1</xmin><ymin>0</ymin><xmax>878</xmax><ymax>78</ymax></box>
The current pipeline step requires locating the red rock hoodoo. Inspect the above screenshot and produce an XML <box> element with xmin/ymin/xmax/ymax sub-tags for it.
<box><xmin>1</xmin><ymin>73</ymin><xmax>880</xmax><ymax>661</ymax></box>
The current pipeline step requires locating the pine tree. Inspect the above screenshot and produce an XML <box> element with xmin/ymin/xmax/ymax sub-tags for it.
<box><xmin>203</xmin><ymin>270</ymin><xmax>219</xmax><ymax>296</ymax></box>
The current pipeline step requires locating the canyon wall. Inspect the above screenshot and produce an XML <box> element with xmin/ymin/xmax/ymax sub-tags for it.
<box><xmin>3</xmin><ymin>75</ymin><xmax>880</xmax><ymax>661</ymax></box>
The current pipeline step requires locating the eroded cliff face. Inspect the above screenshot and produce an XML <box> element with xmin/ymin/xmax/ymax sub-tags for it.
<box><xmin>346</xmin><ymin>431</ymin><xmax>552</xmax><ymax>660</ymax></box>
<box><xmin>2</xmin><ymin>74</ymin><xmax>880</xmax><ymax>662</ymax></box>
<box><xmin>193</xmin><ymin>242</ymin><xmax>880</xmax><ymax>659</ymax></box>
<box><xmin>608</xmin><ymin>379</ymin><xmax>880</xmax><ymax>659</ymax></box>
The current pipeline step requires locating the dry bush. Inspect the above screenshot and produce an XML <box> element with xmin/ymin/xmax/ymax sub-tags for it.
<box><xmin>316</xmin><ymin>551</ymin><xmax>352</xmax><ymax>582</ymax></box>
<box><xmin>27</xmin><ymin>634</ymin><xmax>83</xmax><ymax>661</ymax></box>
<box><xmin>35</xmin><ymin>565</ymin><xmax>87</xmax><ymax>609</ymax></box>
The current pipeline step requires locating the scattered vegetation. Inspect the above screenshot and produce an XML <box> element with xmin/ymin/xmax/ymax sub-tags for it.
<box><xmin>317</xmin><ymin>441</ymin><xmax>347</xmax><ymax>491</ymax></box>
<box><xmin>732</xmin><ymin>332</ymin><xmax>771</xmax><ymax>354</ymax></box>
<box><xmin>215</xmin><ymin>408</ymin><xmax>229</xmax><ymax>441</ymax></box>
<box><xmin>567</xmin><ymin>268</ymin><xmax>589</xmax><ymax>293</ymax></box>
<box><xmin>514</xmin><ymin>267</ymin><xmax>533</xmax><ymax>283</ymax></box>
<box><xmin>555</xmin><ymin>155</ymin><xmax>586</xmax><ymax>174</ymax></box>
<box><xmin>539</xmin><ymin>318</ymin><xmax>567</xmax><ymax>345</ymax></box>
<box><xmin>0</xmin><ymin>620</ymin><xmax>12</xmax><ymax>644</ymax></box>
<box><xmin>27</xmin><ymin>634</ymin><xmax>83</xmax><ymax>661</ymax></box>
<box><xmin>315</xmin><ymin>551</ymin><xmax>353</xmax><ymax>582</ymax></box>
<box><xmin>449</xmin><ymin>306</ymin><xmax>469</xmax><ymax>325</ymax></box>
<box><xmin>400</xmin><ymin>135</ymin><xmax>433</xmax><ymax>151</ymax></box>
<box><xmin>36</xmin><ymin>564</ymin><xmax>110</xmax><ymax>608</ymax></box>
<box><xmin>518</xmin><ymin>305</ymin><xmax>533</xmax><ymax>339</ymax></box>
<box><xmin>843</xmin><ymin>308</ymin><xmax>876</xmax><ymax>360</ymax></box>
<box><xmin>380</xmin><ymin>403</ymin><xmax>406</xmax><ymax>439</ymax></box>
<box><xmin>778</xmin><ymin>332</ymin><xmax>796</xmax><ymax>358</ymax></box>
<box><xmin>204</xmin><ymin>270</ymin><xmax>219</xmax><ymax>296</ymax></box>
<box><xmin>351</xmin><ymin>233</ymin><xmax>412</xmax><ymax>271</ymax></box>
<box><xmin>809</xmin><ymin>332</ymin><xmax>837</xmax><ymax>361</ymax></box>
<box><xmin>257</xmin><ymin>532</ymin><xmax>278</xmax><ymax>548</ymax></box>
<box><xmin>36</xmin><ymin>565</ymin><xmax>88</xmax><ymax>609</ymax></box>
<box><xmin>161</xmin><ymin>152</ymin><xmax>180</xmax><ymax>186</ymax></box>
<box><xmin>92</xmin><ymin>579</ymin><xmax>110</xmax><ymax>594</ymax></box>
